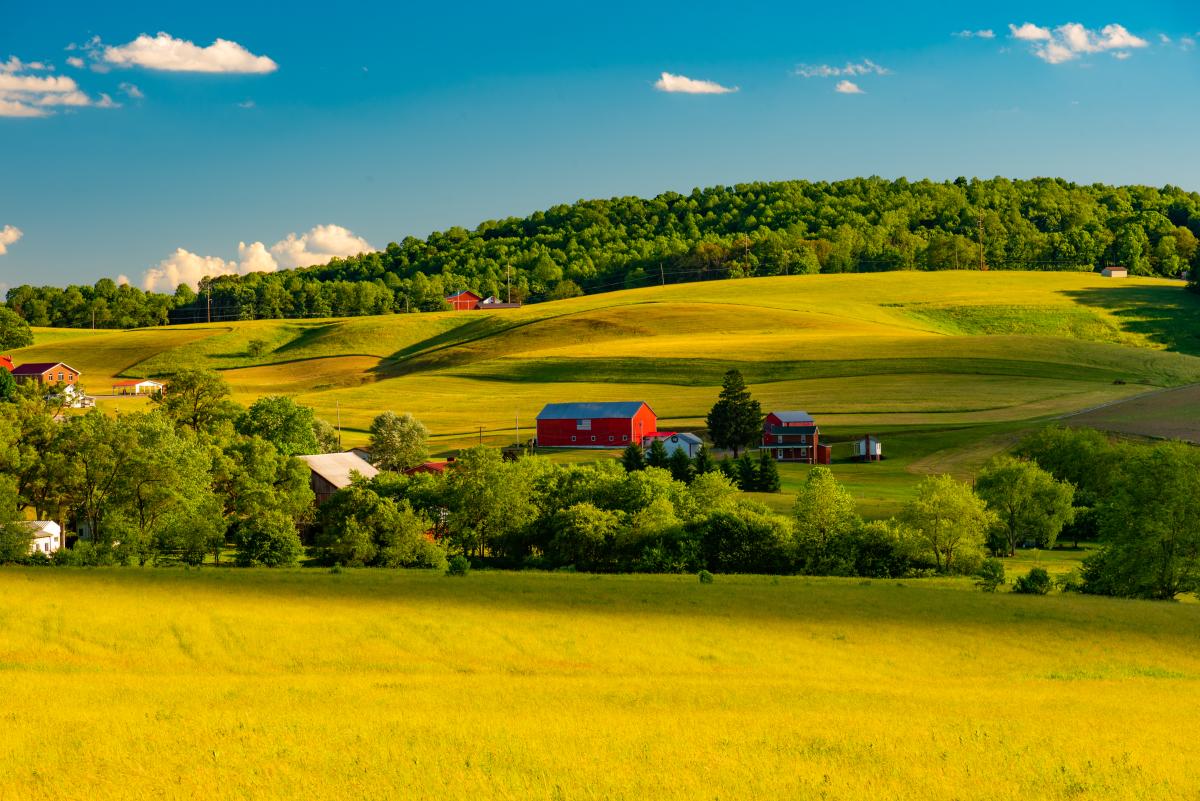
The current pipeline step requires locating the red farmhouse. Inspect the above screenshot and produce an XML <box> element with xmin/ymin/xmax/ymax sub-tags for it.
<box><xmin>445</xmin><ymin>290</ymin><xmax>483</xmax><ymax>311</ymax></box>
<box><xmin>536</xmin><ymin>401</ymin><xmax>656</xmax><ymax>448</ymax></box>
<box><xmin>761</xmin><ymin>410</ymin><xmax>824</xmax><ymax>463</ymax></box>
<box><xmin>11</xmin><ymin>362</ymin><xmax>80</xmax><ymax>386</ymax></box>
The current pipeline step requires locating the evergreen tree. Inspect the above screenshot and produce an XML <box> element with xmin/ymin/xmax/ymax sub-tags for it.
<box><xmin>646</xmin><ymin>438</ymin><xmax>669</xmax><ymax>468</ymax></box>
<box><xmin>667</xmin><ymin>447</ymin><xmax>695</xmax><ymax>484</ymax></box>
<box><xmin>621</xmin><ymin>443</ymin><xmax>646</xmax><ymax>472</ymax></box>
<box><xmin>706</xmin><ymin>369</ymin><xmax>762</xmax><ymax>457</ymax></box>
<box><xmin>692</xmin><ymin>445</ymin><xmax>714</xmax><ymax>476</ymax></box>
<box><xmin>0</xmin><ymin>369</ymin><xmax>15</xmax><ymax>403</ymax></box>
<box><xmin>734</xmin><ymin>453</ymin><xmax>758</xmax><ymax>491</ymax></box>
<box><xmin>756</xmin><ymin>450</ymin><xmax>781</xmax><ymax>492</ymax></box>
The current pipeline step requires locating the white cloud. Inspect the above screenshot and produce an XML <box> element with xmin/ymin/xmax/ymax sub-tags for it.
<box><xmin>119</xmin><ymin>82</ymin><xmax>143</xmax><ymax>99</ymax></box>
<box><xmin>0</xmin><ymin>57</ymin><xmax>116</xmax><ymax>116</ymax></box>
<box><xmin>141</xmin><ymin>225</ymin><xmax>374</xmax><ymax>291</ymax></box>
<box><xmin>1009</xmin><ymin>22</ymin><xmax>1150</xmax><ymax>63</ymax></box>
<box><xmin>0</xmin><ymin>225</ymin><xmax>22</xmax><ymax>255</ymax></box>
<box><xmin>1159</xmin><ymin>33</ymin><xmax>1171</xmax><ymax>44</ymax></box>
<box><xmin>103</xmin><ymin>32</ymin><xmax>278</xmax><ymax>74</ymax></box>
<box><xmin>835</xmin><ymin>80</ymin><xmax>865</xmax><ymax>94</ymax></box>
<box><xmin>237</xmin><ymin>99</ymin><xmax>256</xmax><ymax>109</ymax></box>
<box><xmin>1182</xmin><ymin>37</ymin><xmax>1195</xmax><ymax>50</ymax></box>
<box><xmin>117</xmin><ymin>274</ymin><xmax>130</xmax><ymax>286</ymax></box>
<box><xmin>66</xmin><ymin>56</ymin><xmax>84</xmax><ymax>68</ymax></box>
<box><xmin>954</xmin><ymin>29</ymin><xmax>995</xmax><ymax>39</ymax></box>
<box><xmin>794</xmin><ymin>59</ymin><xmax>890</xmax><ymax>78</ymax></box>
<box><xmin>269</xmin><ymin>224</ymin><xmax>373</xmax><ymax>269</ymax></box>
<box><xmin>653</xmin><ymin>71</ymin><xmax>737</xmax><ymax>94</ymax></box>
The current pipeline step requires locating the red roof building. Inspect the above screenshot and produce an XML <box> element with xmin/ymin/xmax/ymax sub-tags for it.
<box><xmin>536</xmin><ymin>401</ymin><xmax>656</xmax><ymax>448</ymax></box>
<box><xmin>11</xmin><ymin>362</ymin><xmax>81</xmax><ymax>386</ymax></box>
<box><xmin>445</xmin><ymin>290</ymin><xmax>483</xmax><ymax>311</ymax></box>
<box><xmin>0</xmin><ymin>356</ymin><xmax>13</xmax><ymax>373</ymax></box>
<box><xmin>404</xmin><ymin>459</ymin><xmax>455</xmax><ymax>476</ymax></box>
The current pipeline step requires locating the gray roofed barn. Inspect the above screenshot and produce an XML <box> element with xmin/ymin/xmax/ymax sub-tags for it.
<box><xmin>536</xmin><ymin>401</ymin><xmax>652</xmax><ymax>420</ymax></box>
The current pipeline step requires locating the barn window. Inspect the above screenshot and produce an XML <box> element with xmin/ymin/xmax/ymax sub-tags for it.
<box><xmin>590</xmin><ymin>435</ymin><xmax>596</xmax><ymax>442</ymax></box>
<box><xmin>577</xmin><ymin>419</ymin><xmax>592</xmax><ymax>430</ymax></box>
<box><xmin>608</xmin><ymin>436</ymin><xmax>614</xmax><ymax>442</ymax></box>
<box><xmin>570</xmin><ymin>435</ymin><xmax>576</xmax><ymax>443</ymax></box>
<box><xmin>622</xmin><ymin>435</ymin><xmax>628</xmax><ymax>441</ymax></box>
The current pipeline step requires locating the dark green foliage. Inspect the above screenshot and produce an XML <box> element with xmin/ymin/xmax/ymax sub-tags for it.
<box><xmin>733</xmin><ymin>453</ymin><xmax>757</xmax><ymax>491</ymax></box>
<box><xmin>755</xmin><ymin>451</ymin><xmax>781</xmax><ymax>492</ymax></box>
<box><xmin>698</xmin><ymin>569</ymin><xmax>714</xmax><ymax>584</ymax></box>
<box><xmin>0</xmin><ymin>307</ymin><xmax>34</xmax><ymax>349</ymax></box>
<box><xmin>237</xmin><ymin>395</ymin><xmax>320</xmax><ymax>456</ymax></box>
<box><xmin>975</xmin><ymin>558</ymin><xmax>1006</xmax><ymax>592</ymax></box>
<box><xmin>1013</xmin><ymin>567</ymin><xmax>1053</xmax><ymax>595</ymax></box>
<box><xmin>246</xmin><ymin>338</ymin><xmax>269</xmax><ymax>357</ymax></box>
<box><xmin>0</xmin><ymin>368</ymin><xmax>16</xmax><ymax>403</ymax></box>
<box><xmin>666</xmin><ymin>447</ymin><xmax>694</xmax><ymax>484</ymax></box>
<box><xmin>645</xmin><ymin>438</ymin><xmax>669</xmax><ymax>469</ymax></box>
<box><xmin>692</xmin><ymin>445</ymin><xmax>714</xmax><ymax>476</ymax></box>
<box><xmin>13</xmin><ymin>178</ymin><xmax>1200</xmax><ymax>327</ymax></box>
<box><xmin>706</xmin><ymin>370</ymin><xmax>762</xmax><ymax>457</ymax></box>
<box><xmin>317</xmin><ymin>482</ymin><xmax>446</xmax><ymax>569</ymax></box>
<box><xmin>697</xmin><ymin>506</ymin><xmax>793</xmax><ymax>574</ymax></box>
<box><xmin>234</xmin><ymin>511</ymin><xmax>304</xmax><ymax>567</ymax></box>
<box><xmin>975</xmin><ymin>456</ymin><xmax>1075</xmax><ymax>556</ymax></box>
<box><xmin>446</xmin><ymin>554</ymin><xmax>470</xmax><ymax>576</ymax></box>
<box><xmin>620</xmin><ymin>443</ymin><xmax>645</xmax><ymax>472</ymax></box>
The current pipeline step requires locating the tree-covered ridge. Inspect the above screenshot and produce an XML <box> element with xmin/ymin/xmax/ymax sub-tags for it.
<box><xmin>7</xmin><ymin>177</ymin><xmax>1200</xmax><ymax>327</ymax></box>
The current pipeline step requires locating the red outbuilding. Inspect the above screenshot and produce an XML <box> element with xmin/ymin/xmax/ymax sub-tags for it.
<box><xmin>0</xmin><ymin>355</ymin><xmax>13</xmax><ymax>373</ymax></box>
<box><xmin>761</xmin><ymin>410</ymin><xmax>820</xmax><ymax>463</ymax></box>
<box><xmin>445</xmin><ymin>290</ymin><xmax>483</xmax><ymax>311</ymax></box>
<box><xmin>536</xmin><ymin>401</ymin><xmax>657</xmax><ymax>448</ymax></box>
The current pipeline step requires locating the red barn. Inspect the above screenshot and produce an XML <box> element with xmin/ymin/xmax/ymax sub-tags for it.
<box><xmin>445</xmin><ymin>290</ymin><xmax>483</xmax><ymax>311</ymax></box>
<box><xmin>0</xmin><ymin>355</ymin><xmax>13</xmax><ymax>373</ymax></box>
<box><xmin>536</xmin><ymin>401</ymin><xmax>656</xmax><ymax>448</ymax></box>
<box><xmin>761</xmin><ymin>410</ymin><xmax>820</xmax><ymax>463</ymax></box>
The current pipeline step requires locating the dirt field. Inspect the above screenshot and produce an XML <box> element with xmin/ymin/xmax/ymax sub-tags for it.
<box><xmin>1064</xmin><ymin>383</ymin><xmax>1200</xmax><ymax>442</ymax></box>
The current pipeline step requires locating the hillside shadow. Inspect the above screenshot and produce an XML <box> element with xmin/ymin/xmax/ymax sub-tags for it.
<box><xmin>1062</xmin><ymin>286</ymin><xmax>1200</xmax><ymax>356</ymax></box>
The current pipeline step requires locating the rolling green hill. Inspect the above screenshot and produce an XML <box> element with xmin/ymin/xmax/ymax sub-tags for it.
<box><xmin>12</xmin><ymin>270</ymin><xmax>1200</xmax><ymax>516</ymax></box>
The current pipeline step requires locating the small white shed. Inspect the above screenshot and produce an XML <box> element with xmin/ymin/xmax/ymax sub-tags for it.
<box><xmin>854</xmin><ymin>435</ymin><xmax>883</xmax><ymax>462</ymax></box>
<box><xmin>23</xmin><ymin>521</ymin><xmax>62</xmax><ymax>555</ymax></box>
<box><xmin>1101</xmin><ymin>266</ymin><xmax>1128</xmax><ymax>278</ymax></box>
<box><xmin>642</xmin><ymin>431</ymin><xmax>704</xmax><ymax>458</ymax></box>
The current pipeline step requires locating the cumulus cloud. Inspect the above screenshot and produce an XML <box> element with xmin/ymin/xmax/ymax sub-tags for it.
<box><xmin>141</xmin><ymin>224</ymin><xmax>374</xmax><ymax>291</ymax></box>
<box><xmin>835</xmin><ymin>80</ymin><xmax>865</xmax><ymax>94</ymax></box>
<box><xmin>66</xmin><ymin>56</ymin><xmax>84</xmax><ymax>68</ymax></box>
<box><xmin>653</xmin><ymin>71</ymin><xmax>737</xmax><ymax>94</ymax></box>
<box><xmin>102</xmin><ymin>32</ymin><xmax>278</xmax><ymax>73</ymax></box>
<box><xmin>0</xmin><ymin>57</ymin><xmax>115</xmax><ymax>116</ymax></box>
<box><xmin>0</xmin><ymin>225</ymin><xmax>22</xmax><ymax>255</ymax></box>
<box><xmin>119</xmin><ymin>82</ymin><xmax>143</xmax><ymax>99</ymax></box>
<box><xmin>794</xmin><ymin>59</ymin><xmax>890</xmax><ymax>78</ymax></box>
<box><xmin>954</xmin><ymin>29</ymin><xmax>995</xmax><ymax>39</ymax></box>
<box><xmin>1009</xmin><ymin>22</ymin><xmax>1149</xmax><ymax>63</ymax></box>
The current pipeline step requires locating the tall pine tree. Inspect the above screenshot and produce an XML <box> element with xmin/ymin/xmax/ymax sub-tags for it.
<box><xmin>756</xmin><ymin>450</ymin><xmax>781</xmax><ymax>492</ymax></box>
<box><xmin>646</xmin><ymin>438</ymin><xmax>670</xmax><ymax>468</ymax></box>
<box><xmin>621</xmin><ymin>443</ymin><xmax>646</xmax><ymax>472</ymax></box>
<box><xmin>706</xmin><ymin>369</ymin><xmax>762</xmax><ymax>457</ymax></box>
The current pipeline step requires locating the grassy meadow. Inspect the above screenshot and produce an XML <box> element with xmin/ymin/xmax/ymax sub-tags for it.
<box><xmin>1</xmin><ymin>567</ymin><xmax>1198</xmax><ymax>801</ymax></box>
<box><xmin>12</xmin><ymin>271</ymin><xmax>1200</xmax><ymax>516</ymax></box>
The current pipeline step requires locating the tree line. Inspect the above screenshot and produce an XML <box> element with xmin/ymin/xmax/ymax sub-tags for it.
<box><xmin>6</xmin><ymin>176</ymin><xmax>1200</xmax><ymax>328</ymax></box>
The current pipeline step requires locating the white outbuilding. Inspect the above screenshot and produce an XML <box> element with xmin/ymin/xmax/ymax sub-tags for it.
<box><xmin>23</xmin><ymin>521</ymin><xmax>62</xmax><ymax>555</ymax></box>
<box><xmin>642</xmin><ymin>431</ymin><xmax>704</xmax><ymax>458</ymax></box>
<box><xmin>1101</xmin><ymin>266</ymin><xmax>1128</xmax><ymax>278</ymax></box>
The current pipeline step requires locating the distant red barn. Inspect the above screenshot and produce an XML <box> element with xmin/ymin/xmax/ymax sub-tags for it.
<box><xmin>761</xmin><ymin>410</ymin><xmax>823</xmax><ymax>463</ymax></box>
<box><xmin>445</xmin><ymin>290</ymin><xmax>483</xmax><ymax>311</ymax></box>
<box><xmin>536</xmin><ymin>401</ymin><xmax>656</xmax><ymax>448</ymax></box>
<box><xmin>0</xmin><ymin>355</ymin><xmax>13</xmax><ymax>373</ymax></box>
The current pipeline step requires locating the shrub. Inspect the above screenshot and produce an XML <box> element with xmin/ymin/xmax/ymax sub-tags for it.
<box><xmin>698</xmin><ymin>569</ymin><xmax>714</xmax><ymax>584</ymax></box>
<box><xmin>974</xmin><ymin>558</ymin><xmax>1006</xmax><ymax>592</ymax></box>
<box><xmin>1013</xmin><ymin>567</ymin><xmax>1053</xmax><ymax>595</ymax></box>
<box><xmin>446</xmin><ymin>554</ymin><xmax>470</xmax><ymax>577</ymax></box>
<box><xmin>246</xmin><ymin>338</ymin><xmax>269</xmax><ymax>357</ymax></box>
<box><xmin>1056</xmin><ymin>569</ymin><xmax>1084</xmax><ymax>593</ymax></box>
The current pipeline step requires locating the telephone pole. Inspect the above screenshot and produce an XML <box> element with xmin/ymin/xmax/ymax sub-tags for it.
<box><xmin>977</xmin><ymin>215</ymin><xmax>986</xmax><ymax>271</ymax></box>
<box><xmin>507</xmin><ymin>265</ymin><xmax>512</xmax><ymax>304</ymax></box>
<box><xmin>660</xmin><ymin>263</ymin><xmax>665</xmax><ymax>285</ymax></box>
<box><xmin>207</xmin><ymin>289</ymin><xmax>212</xmax><ymax>323</ymax></box>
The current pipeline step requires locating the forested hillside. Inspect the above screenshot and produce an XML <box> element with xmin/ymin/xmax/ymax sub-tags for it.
<box><xmin>6</xmin><ymin>177</ymin><xmax>1200</xmax><ymax>328</ymax></box>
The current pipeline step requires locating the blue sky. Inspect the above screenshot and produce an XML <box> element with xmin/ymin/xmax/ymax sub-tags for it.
<box><xmin>1</xmin><ymin>1</ymin><xmax>1197</xmax><ymax>291</ymax></box>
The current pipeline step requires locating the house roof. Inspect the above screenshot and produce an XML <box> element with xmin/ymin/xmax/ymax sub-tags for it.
<box><xmin>20</xmin><ymin>520</ymin><xmax>60</xmax><ymax>536</ymax></box>
<box><xmin>769</xmin><ymin>410</ymin><xmax>814</xmax><ymax>423</ymax></box>
<box><xmin>12</xmin><ymin>362</ymin><xmax>79</xmax><ymax>376</ymax></box>
<box><xmin>404</xmin><ymin>461</ymin><xmax>451</xmax><ymax>475</ymax></box>
<box><xmin>298</xmin><ymin>452</ymin><xmax>379</xmax><ymax>489</ymax></box>
<box><xmin>113</xmin><ymin>379</ymin><xmax>162</xmax><ymax>387</ymax></box>
<box><xmin>445</xmin><ymin>290</ymin><xmax>482</xmax><ymax>301</ymax></box>
<box><xmin>0</xmin><ymin>356</ymin><xmax>12</xmax><ymax>372</ymax></box>
<box><xmin>644</xmin><ymin>431</ymin><xmax>703</xmax><ymax>444</ymax></box>
<box><xmin>537</xmin><ymin>401</ymin><xmax>651</xmax><ymax>420</ymax></box>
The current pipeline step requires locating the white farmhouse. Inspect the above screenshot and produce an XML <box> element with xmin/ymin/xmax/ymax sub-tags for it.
<box><xmin>642</xmin><ymin>431</ymin><xmax>704</xmax><ymax>458</ymax></box>
<box><xmin>23</xmin><ymin>521</ymin><xmax>62</xmax><ymax>555</ymax></box>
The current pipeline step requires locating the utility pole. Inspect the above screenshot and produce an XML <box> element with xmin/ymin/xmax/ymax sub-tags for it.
<box><xmin>977</xmin><ymin>215</ymin><xmax>986</xmax><ymax>271</ymax></box>
<box><xmin>91</xmin><ymin>309</ymin><xmax>95</xmax><ymax>330</ymax></box>
<box><xmin>207</xmin><ymin>289</ymin><xmax>212</xmax><ymax>323</ymax></box>
<box><xmin>507</xmin><ymin>265</ymin><xmax>512</xmax><ymax>304</ymax></box>
<box><xmin>660</xmin><ymin>263</ymin><xmax>665</xmax><ymax>285</ymax></box>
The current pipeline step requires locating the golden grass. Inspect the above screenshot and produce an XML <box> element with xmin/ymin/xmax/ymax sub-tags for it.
<box><xmin>1</xmin><ymin>567</ymin><xmax>1197</xmax><ymax>801</ymax></box>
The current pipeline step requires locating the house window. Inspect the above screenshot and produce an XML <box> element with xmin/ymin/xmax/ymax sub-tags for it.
<box><xmin>776</xmin><ymin>435</ymin><xmax>782</xmax><ymax>444</ymax></box>
<box><xmin>577</xmin><ymin>419</ymin><xmax>592</xmax><ymax>431</ymax></box>
<box><xmin>58</xmin><ymin>373</ymin><xmax>64</xmax><ymax>381</ymax></box>
<box><xmin>776</xmin><ymin>449</ymin><xmax>784</xmax><ymax>459</ymax></box>
<box><xmin>67</xmin><ymin>375</ymin><xmax>74</xmax><ymax>382</ymax></box>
